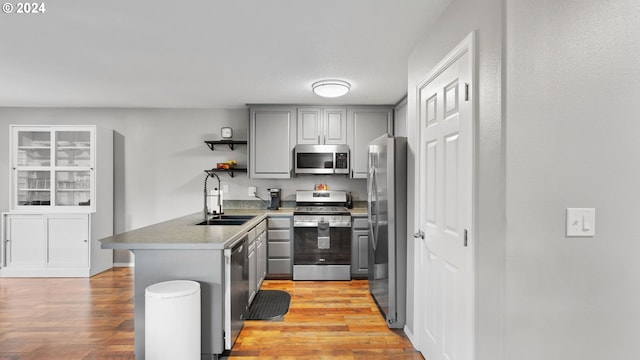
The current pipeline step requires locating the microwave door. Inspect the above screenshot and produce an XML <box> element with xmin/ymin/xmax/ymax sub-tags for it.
<box><xmin>296</xmin><ymin>152</ymin><xmax>335</xmax><ymax>174</ymax></box>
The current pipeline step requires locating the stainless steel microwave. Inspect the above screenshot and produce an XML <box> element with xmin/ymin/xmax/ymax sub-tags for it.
<box><xmin>294</xmin><ymin>144</ymin><xmax>350</xmax><ymax>175</ymax></box>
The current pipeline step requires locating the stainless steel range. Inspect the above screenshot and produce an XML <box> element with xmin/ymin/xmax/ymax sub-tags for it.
<box><xmin>293</xmin><ymin>190</ymin><xmax>352</xmax><ymax>280</ymax></box>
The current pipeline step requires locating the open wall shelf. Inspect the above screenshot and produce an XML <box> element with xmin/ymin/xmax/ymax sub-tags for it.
<box><xmin>204</xmin><ymin>140</ymin><xmax>247</xmax><ymax>151</ymax></box>
<box><xmin>205</xmin><ymin>168</ymin><xmax>247</xmax><ymax>178</ymax></box>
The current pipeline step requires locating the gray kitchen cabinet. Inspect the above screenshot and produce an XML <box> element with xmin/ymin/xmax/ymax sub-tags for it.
<box><xmin>248</xmin><ymin>227</ymin><xmax>258</xmax><ymax>304</ymax></box>
<box><xmin>297</xmin><ymin>106</ymin><xmax>348</xmax><ymax>145</ymax></box>
<box><xmin>351</xmin><ymin>215</ymin><xmax>369</xmax><ymax>278</ymax></box>
<box><xmin>248</xmin><ymin>219</ymin><xmax>268</xmax><ymax>304</ymax></box>
<box><xmin>256</xmin><ymin>220</ymin><xmax>267</xmax><ymax>289</ymax></box>
<box><xmin>249</xmin><ymin>106</ymin><xmax>296</xmax><ymax>179</ymax></box>
<box><xmin>267</xmin><ymin>216</ymin><xmax>292</xmax><ymax>278</ymax></box>
<box><xmin>347</xmin><ymin>107</ymin><xmax>393</xmax><ymax>178</ymax></box>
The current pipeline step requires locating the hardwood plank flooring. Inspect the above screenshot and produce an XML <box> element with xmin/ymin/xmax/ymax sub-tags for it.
<box><xmin>229</xmin><ymin>280</ymin><xmax>423</xmax><ymax>359</ymax></box>
<box><xmin>0</xmin><ymin>268</ymin><xmax>423</xmax><ymax>359</ymax></box>
<box><xmin>0</xmin><ymin>267</ymin><xmax>135</xmax><ymax>360</ymax></box>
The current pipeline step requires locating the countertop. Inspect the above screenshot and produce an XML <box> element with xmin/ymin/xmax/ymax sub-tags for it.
<box><xmin>100</xmin><ymin>207</ymin><xmax>367</xmax><ymax>251</ymax></box>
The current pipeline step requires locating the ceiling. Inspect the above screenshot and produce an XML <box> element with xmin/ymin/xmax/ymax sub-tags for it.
<box><xmin>0</xmin><ymin>0</ymin><xmax>450</xmax><ymax>109</ymax></box>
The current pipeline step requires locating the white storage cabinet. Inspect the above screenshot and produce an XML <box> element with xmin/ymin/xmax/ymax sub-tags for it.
<box><xmin>2</xmin><ymin>125</ymin><xmax>113</xmax><ymax>277</ymax></box>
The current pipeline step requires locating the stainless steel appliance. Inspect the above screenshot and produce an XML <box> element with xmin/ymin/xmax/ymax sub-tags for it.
<box><xmin>367</xmin><ymin>134</ymin><xmax>407</xmax><ymax>329</ymax></box>
<box><xmin>224</xmin><ymin>236</ymin><xmax>249</xmax><ymax>349</ymax></box>
<box><xmin>293</xmin><ymin>190</ymin><xmax>352</xmax><ymax>280</ymax></box>
<box><xmin>268</xmin><ymin>188</ymin><xmax>281</xmax><ymax>210</ymax></box>
<box><xmin>294</xmin><ymin>144</ymin><xmax>349</xmax><ymax>175</ymax></box>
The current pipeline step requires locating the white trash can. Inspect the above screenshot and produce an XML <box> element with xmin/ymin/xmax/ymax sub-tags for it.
<box><xmin>145</xmin><ymin>280</ymin><xmax>201</xmax><ymax>360</ymax></box>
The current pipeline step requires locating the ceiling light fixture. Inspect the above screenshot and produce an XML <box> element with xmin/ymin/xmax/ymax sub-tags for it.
<box><xmin>312</xmin><ymin>79</ymin><xmax>351</xmax><ymax>98</ymax></box>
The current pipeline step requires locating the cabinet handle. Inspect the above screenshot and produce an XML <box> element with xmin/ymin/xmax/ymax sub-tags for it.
<box><xmin>83</xmin><ymin>239</ymin><xmax>88</xmax><ymax>243</ymax></box>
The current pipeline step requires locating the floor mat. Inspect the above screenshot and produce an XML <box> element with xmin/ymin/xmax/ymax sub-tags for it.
<box><xmin>245</xmin><ymin>290</ymin><xmax>291</xmax><ymax>320</ymax></box>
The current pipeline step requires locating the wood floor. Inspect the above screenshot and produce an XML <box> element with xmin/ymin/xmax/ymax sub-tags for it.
<box><xmin>0</xmin><ymin>268</ymin><xmax>422</xmax><ymax>359</ymax></box>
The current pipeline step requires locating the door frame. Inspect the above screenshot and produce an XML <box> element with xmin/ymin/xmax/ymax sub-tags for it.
<box><xmin>411</xmin><ymin>31</ymin><xmax>477</xmax><ymax>358</ymax></box>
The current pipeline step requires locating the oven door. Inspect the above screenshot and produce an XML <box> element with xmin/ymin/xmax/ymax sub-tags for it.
<box><xmin>293</xmin><ymin>224</ymin><xmax>351</xmax><ymax>265</ymax></box>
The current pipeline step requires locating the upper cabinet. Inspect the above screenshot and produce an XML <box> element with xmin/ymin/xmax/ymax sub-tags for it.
<box><xmin>248</xmin><ymin>105</ymin><xmax>393</xmax><ymax>179</ymax></box>
<box><xmin>347</xmin><ymin>107</ymin><xmax>394</xmax><ymax>179</ymax></box>
<box><xmin>249</xmin><ymin>106</ymin><xmax>296</xmax><ymax>179</ymax></box>
<box><xmin>10</xmin><ymin>125</ymin><xmax>107</xmax><ymax>212</ymax></box>
<box><xmin>297</xmin><ymin>107</ymin><xmax>347</xmax><ymax>145</ymax></box>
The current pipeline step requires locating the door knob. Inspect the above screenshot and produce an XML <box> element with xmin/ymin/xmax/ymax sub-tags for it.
<box><xmin>413</xmin><ymin>230</ymin><xmax>425</xmax><ymax>239</ymax></box>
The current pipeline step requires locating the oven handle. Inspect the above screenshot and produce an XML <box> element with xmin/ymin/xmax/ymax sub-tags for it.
<box><xmin>294</xmin><ymin>222</ymin><xmax>352</xmax><ymax>228</ymax></box>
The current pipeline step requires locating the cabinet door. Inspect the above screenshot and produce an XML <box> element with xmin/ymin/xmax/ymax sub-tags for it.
<box><xmin>348</xmin><ymin>107</ymin><xmax>393</xmax><ymax>178</ymax></box>
<box><xmin>11</xmin><ymin>125</ymin><xmax>97</xmax><ymax>212</ymax></box>
<box><xmin>323</xmin><ymin>107</ymin><xmax>348</xmax><ymax>144</ymax></box>
<box><xmin>352</xmin><ymin>228</ymin><xmax>369</xmax><ymax>276</ymax></box>
<box><xmin>47</xmin><ymin>215</ymin><xmax>89</xmax><ymax>268</ymax></box>
<box><xmin>257</xmin><ymin>232</ymin><xmax>267</xmax><ymax>288</ymax></box>
<box><xmin>4</xmin><ymin>215</ymin><xmax>46</xmax><ymax>268</ymax></box>
<box><xmin>249</xmin><ymin>107</ymin><xmax>295</xmax><ymax>178</ymax></box>
<box><xmin>248</xmin><ymin>241</ymin><xmax>257</xmax><ymax>303</ymax></box>
<box><xmin>297</xmin><ymin>107</ymin><xmax>322</xmax><ymax>144</ymax></box>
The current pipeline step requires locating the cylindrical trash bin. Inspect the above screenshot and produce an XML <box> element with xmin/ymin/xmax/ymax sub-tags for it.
<box><xmin>145</xmin><ymin>280</ymin><xmax>201</xmax><ymax>360</ymax></box>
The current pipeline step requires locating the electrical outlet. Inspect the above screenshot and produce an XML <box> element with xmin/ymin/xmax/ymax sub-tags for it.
<box><xmin>248</xmin><ymin>186</ymin><xmax>256</xmax><ymax>196</ymax></box>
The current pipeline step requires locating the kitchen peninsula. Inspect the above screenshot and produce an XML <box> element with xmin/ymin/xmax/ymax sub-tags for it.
<box><xmin>100</xmin><ymin>209</ymin><xmax>289</xmax><ymax>359</ymax></box>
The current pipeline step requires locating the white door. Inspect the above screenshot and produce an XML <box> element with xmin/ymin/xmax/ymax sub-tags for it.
<box><xmin>414</xmin><ymin>34</ymin><xmax>474</xmax><ymax>360</ymax></box>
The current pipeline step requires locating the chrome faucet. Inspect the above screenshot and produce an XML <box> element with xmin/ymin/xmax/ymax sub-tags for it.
<box><xmin>203</xmin><ymin>170</ymin><xmax>222</xmax><ymax>223</ymax></box>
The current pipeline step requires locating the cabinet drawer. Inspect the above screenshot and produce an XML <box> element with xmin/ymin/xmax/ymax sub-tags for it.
<box><xmin>268</xmin><ymin>259</ymin><xmax>291</xmax><ymax>274</ymax></box>
<box><xmin>268</xmin><ymin>242</ymin><xmax>291</xmax><ymax>257</ymax></box>
<box><xmin>268</xmin><ymin>229</ymin><xmax>290</xmax><ymax>241</ymax></box>
<box><xmin>352</xmin><ymin>218</ymin><xmax>368</xmax><ymax>229</ymax></box>
<box><xmin>268</xmin><ymin>218</ymin><xmax>291</xmax><ymax>229</ymax></box>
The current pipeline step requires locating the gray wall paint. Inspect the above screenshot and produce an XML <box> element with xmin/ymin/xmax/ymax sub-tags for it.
<box><xmin>0</xmin><ymin>108</ymin><xmax>366</xmax><ymax>263</ymax></box>
<box><xmin>407</xmin><ymin>0</ymin><xmax>505</xmax><ymax>358</ymax></box>
<box><xmin>505</xmin><ymin>1</ymin><xmax>640</xmax><ymax>359</ymax></box>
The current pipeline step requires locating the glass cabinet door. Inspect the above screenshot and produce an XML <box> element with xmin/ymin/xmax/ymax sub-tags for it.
<box><xmin>16</xmin><ymin>130</ymin><xmax>52</xmax><ymax>167</ymax></box>
<box><xmin>55</xmin><ymin>171</ymin><xmax>91</xmax><ymax>207</ymax></box>
<box><xmin>16</xmin><ymin>170</ymin><xmax>51</xmax><ymax>206</ymax></box>
<box><xmin>11</xmin><ymin>125</ymin><xmax>96</xmax><ymax>211</ymax></box>
<box><xmin>55</xmin><ymin>130</ymin><xmax>91</xmax><ymax>167</ymax></box>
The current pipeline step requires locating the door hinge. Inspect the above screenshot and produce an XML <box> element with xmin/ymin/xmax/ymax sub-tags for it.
<box><xmin>464</xmin><ymin>83</ymin><xmax>470</xmax><ymax>101</ymax></box>
<box><xmin>464</xmin><ymin>229</ymin><xmax>468</xmax><ymax>247</ymax></box>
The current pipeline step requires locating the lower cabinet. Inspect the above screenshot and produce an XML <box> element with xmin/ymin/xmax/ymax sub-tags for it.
<box><xmin>1</xmin><ymin>213</ymin><xmax>113</xmax><ymax>277</ymax></box>
<box><xmin>267</xmin><ymin>216</ymin><xmax>292</xmax><ymax>278</ymax></box>
<box><xmin>256</xmin><ymin>225</ymin><xmax>267</xmax><ymax>288</ymax></box>
<box><xmin>248</xmin><ymin>219</ymin><xmax>268</xmax><ymax>304</ymax></box>
<box><xmin>351</xmin><ymin>215</ymin><xmax>369</xmax><ymax>278</ymax></box>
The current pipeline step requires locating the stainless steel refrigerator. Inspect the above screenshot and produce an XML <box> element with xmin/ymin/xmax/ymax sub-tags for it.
<box><xmin>367</xmin><ymin>134</ymin><xmax>407</xmax><ymax>329</ymax></box>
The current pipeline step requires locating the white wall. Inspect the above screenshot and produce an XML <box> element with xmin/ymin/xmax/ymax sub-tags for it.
<box><xmin>407</xmin><ymin>0</ymin><xmax>505</xmax><ymax>358</ymax></box>
<box><xmin>0</xmin><ymin>108</ymin><xmax>367</xmax><ymax>262</ymax></box>
<box><xmin>505</xmin><ymin>1</ymin><xmax>640</xmax><ymax>359</ymax></box>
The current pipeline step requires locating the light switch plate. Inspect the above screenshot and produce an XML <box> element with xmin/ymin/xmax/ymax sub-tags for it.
<box><xmin>566</xmin><ymin>208</ymin><xmax>596</xmax><ymax>237</ymax></box>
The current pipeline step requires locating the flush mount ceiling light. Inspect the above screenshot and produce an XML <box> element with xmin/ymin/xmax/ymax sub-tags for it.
<box><xmin>312</xmin><ymin>79</ymin><xmax>351</xmax><ymax>98</ymax></box>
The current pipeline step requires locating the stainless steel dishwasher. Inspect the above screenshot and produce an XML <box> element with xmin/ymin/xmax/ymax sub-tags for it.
<box><xmin>224</xmin><ymin>235</ymin><xmax>249</xmax><ymax>350</ymax></box>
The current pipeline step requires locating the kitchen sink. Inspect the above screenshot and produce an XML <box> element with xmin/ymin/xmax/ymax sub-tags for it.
<box><xmin>195</xmin><ymin>215</ymin><xmax>255</xmax><ymax>226</ymax></box>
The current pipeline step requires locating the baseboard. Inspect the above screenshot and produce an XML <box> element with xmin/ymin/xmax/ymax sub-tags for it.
<box><xmin>404</xmin><ymin>324</ymin><xmax>418</xmax><ymax>349</ymax></box>
<box><xmin>113</xmin><ymin>262</ymin><xmax>134</xmax><ymax>267</ymax></box>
